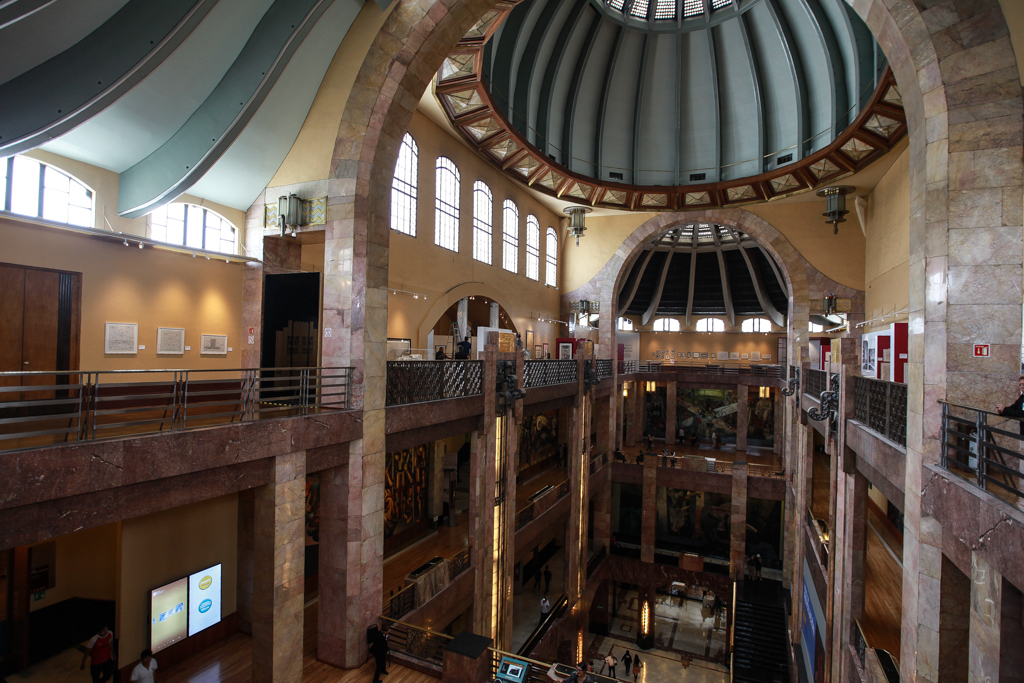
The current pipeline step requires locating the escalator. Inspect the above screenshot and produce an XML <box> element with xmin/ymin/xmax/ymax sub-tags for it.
<box><xmin>732</xmin><ymin>580</ymin><xmax>790</xmax><ymax>683</ymax></box>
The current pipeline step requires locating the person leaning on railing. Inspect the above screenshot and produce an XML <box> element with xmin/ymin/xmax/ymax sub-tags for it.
<box><xmin>995</xmin><ymin>374</ymin><xmax>1024</xmax><ymax>435</ymax></box>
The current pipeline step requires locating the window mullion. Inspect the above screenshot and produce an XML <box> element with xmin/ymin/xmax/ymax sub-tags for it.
<box><xmin>37</xmin><ymin>164</ymin><xmax>45</xmax><ymax>218</ymax></box>
<box><xmin>4</xmin><ymin>158</ymin><xmax>13</xmax><ymax>212</ymax></box>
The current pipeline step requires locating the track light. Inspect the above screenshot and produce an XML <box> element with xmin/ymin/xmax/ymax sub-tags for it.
<box><xmin>123</xmin><ymin>239</ymin><xmax>129</xmax><ymax>246</ymax></box>
<box><xmin>138</xmin><ymin>242</ymin><xmax>144</xmax><ymax>249</ymax></box>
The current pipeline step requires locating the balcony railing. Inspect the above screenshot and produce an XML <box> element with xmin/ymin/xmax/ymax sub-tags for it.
<box><xmin>618</xmin><ymin>360</ymin><xmax>638</xmax><ymax>374</ymax></box>
<box><xmin>595</xmin><ymin>359</ymin><xmax>613</xmax><ymax>379</ymax></box>
<box><xmin>0</xmin><ymin>366</ymin><xmax>351</xmax><ymax>452</ymax></box>
<box><xmin>380</xmin><ymin>616</ymin><xmax>451</xmax><ymax>668</ymax></box>
<box><xmin>385</xmin><ymin>360</ymin><xmax>482</xmax><ymax>406</ymax></box>
<box><xmin>449</xmin><ymin>545</ymin><xmax>471</xmax><ymax>581</ymax></box>
<box><xmin>806</xmin><ymin>506</ymin><xmax>829</xmax><ymax>567</ymax></box>
<box><xmin>940</xmin><ymin>400</ymin><xmax>1023</xmax><ymax>503</ymax></box>
<box><xmin>853</xmin><ymin>376</ymin><xmax>908</xmax><ymax>447</ymax></box>
<box><xmin>383</xmin><ymin>583</ymin><xmax>416</xmax><ymax>620</ymax></box>
<box><xmin>523</xmin><ymin>359</ymin><xmax>577</xmax><ymax>388</ymax></box>
<box><xmin>805</xmin><ymin>368</ymin><xmax>826</xmax><ymax>397</ymax></box>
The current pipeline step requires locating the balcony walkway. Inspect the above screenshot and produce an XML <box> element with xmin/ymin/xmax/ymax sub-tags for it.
<box><xmin>862</xmin><ymin>503</ymin><xmax>902</xmax><ymax>667</ymax></box>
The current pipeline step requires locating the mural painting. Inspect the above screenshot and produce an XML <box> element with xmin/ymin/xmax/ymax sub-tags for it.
<box><xmin>676</xmin><ymin>388</ymin><xmax>737</xmax><ymax>440</ymax></box>
<box><xmin>384</xmin><ymin>445</ymin><xmax>428</xmax><ymax>540</ymax></box>
<box><xmin>305</xmin><ymin>473</ymin><xmax>320</xmax><ymax>543</ymax></box>
<box><xmin>747</xmin><ymin>388</ymin><xmax>776</xmax><ymax>444</ymax></box>
<box><xmin>517</xmin><ymin>410</ymin><xmax>559</xmax><ymax>472</ymax></box>
<box><xmin>642</xmin><ymin>386</ymin><xmax>667</xmax><ymax>438</ymax></box>
<box><xmin>655</xmin><ymin>488</ymin><xmax>732</xmax><ymax>559</ymax></box>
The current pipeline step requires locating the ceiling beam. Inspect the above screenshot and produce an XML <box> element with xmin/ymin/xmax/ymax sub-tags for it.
<box><xmin>685</xmin><ymin>230</ymin><xmax>698</xmax><ymax>326</ymax></box>
<box><xmin>536</xmin><ymin>0</ymin><xmax>588</xmax><ymax>156</ymax></box>
<box><xmin>642</xmin><ymin>235</ymin><xmax>680</xmax><ymax>325</ymax></box>
<box><xmin>795</xmin><ymin>0</ymin><xmax>843</xmax><ymax>147</ymax></box>
<box><xmin>0</xmin><ymin>0</ymin><xmax>57</xmax><ymax>30</ymax></box>
<box><xmin>618</xmin><ymin>247</ymin><xmax>656</xmax><ymax>313</ymax></box>
<box><xmin>512</xmin><ymin>0</ymin><xmax>562</xmax><ymax>142</ymax></box>
<box><xmin>732</xmin><ymin>230</ymin><xmax>786</xmax><ymax>327</ymax></box>
<box><xmin>762</xmin><ymin>0</ymin><xmax>808</xmax><ymax>162</ymax></box>
<box><xmin>712</xmin><ymin>229</ymin><xmax>735</xmax><ymax>326</ymax></box>
<box><xmin>632</xmin><ymin>34</ymin><xmax>651</xmax><ymax>185</ymax></box>
<box><xmin>758</xmin><ymin>245</ymin><xmax>789</xmax><ymax>296</ymax></box>
<box><xmin>490</xmin><ymin>0</ymin><xmax>534</xmax><ymax>126</ymax></box>
<box><xmin>705</xmin><ymin>26</ymin><xmax>722</xmax><ymax>181</ymax></box>
<box><xmin>595</xmin><ymin>25</ymin><xmax>625</xmax><ymax>180</ymax></box>
<box><xmin>561</xmin><ymin>13</ymin><xmax>603</xmax><ymax>169</ymax></box>
<box><xmin>737</xmin><ymin>11</ymin><xmax>765</xmax><ymax>176</ymax></box>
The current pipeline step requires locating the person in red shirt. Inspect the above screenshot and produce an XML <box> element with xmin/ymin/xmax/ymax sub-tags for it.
<box><xmin>80</xmin><ymin>626</ymin><xmax>116</xmax><ymax>683</ymax></box>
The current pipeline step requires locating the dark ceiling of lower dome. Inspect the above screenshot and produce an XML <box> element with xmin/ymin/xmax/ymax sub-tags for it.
<box><xmin>482</xmin><ymin>0</ymin><xmax>880</xmax><ymax>187</ymax></box>
<box><xmin>618</xmin><ymin>224</ymin><xmax>788</xmax><ymax>325</ymax></box>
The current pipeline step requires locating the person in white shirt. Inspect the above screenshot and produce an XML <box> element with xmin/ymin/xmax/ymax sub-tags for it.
<box><xmin>603</xmin><ymin>652</ymin><xmax>618</xmax><ymax>678</ymax></box>
<box><xmin>130</xmin><ymin>649</ymin><xmax>157</xmax><ymax>683</ymax></box>
<box><xmin>540</xmin><ymin>596</ymin><xmax>551</xmax><ymax>624</ymax></box>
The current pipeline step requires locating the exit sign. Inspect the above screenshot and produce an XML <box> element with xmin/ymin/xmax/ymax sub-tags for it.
<box><xmin>974</xmin><ymin>344</ymin><xmax>990</xmax><ymax>357</ymax></box>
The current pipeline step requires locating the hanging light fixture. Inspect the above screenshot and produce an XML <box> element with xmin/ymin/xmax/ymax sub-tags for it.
<box><xmin>278</xmin><ymin>194</ymin><xmax>302</xmax><ymax>237</ymax></box>
<box><xmin>816</xmin><ymin>186</ymin><xmax>854</xmax><ymax>234</ymax></box>
<box><xmin>563</xmin><ymin>206</ymin><xmax>592</xmax><ymax>246</ymax></box>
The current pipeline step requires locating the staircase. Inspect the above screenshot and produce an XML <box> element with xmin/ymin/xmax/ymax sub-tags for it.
<box><xmin>732</xmin><ymin>580</ymin><xmax>790</xmax><ymax>683</ymax></box>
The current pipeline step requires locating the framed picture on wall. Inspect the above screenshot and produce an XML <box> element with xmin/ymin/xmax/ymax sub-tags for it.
<box><xmin>157</xmin><ymin>327</ymin><xmax>185</xmax><ymax>355</ymax></box>
<box><xmin>763</xmin><ymin>354</ymin><xmax>771</xmax><ymax>361</ymax></box>
<box><xmin>200</xmin><ymin>334</ymin><xmax>229</xmax><ymax>355</ymax></box>
<box><xmin>542</xmin><ymin>342</ymin><xmax>549</xmax><ymax>358</ymax></box>
<box><xmin>700</xmin><ymin>352</ymin><xmax>708</xmax><ymax>359</ymax></box>
<box><xmin>525</xmin><ymin>330</ymin><xmax>534</xmax><ymax>353</ymax></box>
<box><xmin>558</xmin><ymin>342</ymin><xmax>573</xmax><ymax>360</ymax></box>
<box><xmin>535</xmin><ymin>345</ymin><xmax>543</xmax><ymax>359</ymax></box>
<box><xmin>718</xmin><ymin>351</ymin><xmax>729</xmax><ymax>360</ymax></box>
<box><xmin>741</xmin><ymin>353</ymin><xmax>749</xmax><ymax>360</ymax></box>
<box><xmin>104</xmin><ymin>322</ymin><xmax>138</xmax><ymax>354</ymax></box>
<box><xmin>750</xmin><ymin>352</ymin><xmax>761</xmax><ymax>361</ymax></box>
<box><xmin>730</xmin><ymin>352</ymin><xmax>740</xmax><ymax>360</ymax></box>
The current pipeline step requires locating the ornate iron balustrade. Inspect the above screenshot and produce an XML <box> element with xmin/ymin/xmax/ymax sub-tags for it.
<box><xmin>380</xmin><ymin>616</ymin><xmax>451</xmax><ymax>668</ymax></box>
<box><xmin>0</xmin><ymin>366</ymin><xmax>352</xmax><ymax>451</ymax></box>
<box><xmin>448</xmin><ymin>545</ymin><xmax>471</xmax><ymax>581</ymax></box>
<box><xmin>523</xmin><ymin>359</ymin><xmax>577</xmax><ymax>388</ymax></box>
<box><xmin>383</xmin><ymin>584</ymin><xmax>416</xmax><ymax>620</ymax></box>
<box><xmin>595</xmin><ymin>359</ymin><xmax>613</xmax><ymax>379</ymax></box>
<box><xmin>385</xmin><ymin>360</ymin><xmax>482</xmax><ymax>406</ymax></box>
<box><xmin>556</xmin><ymin>481</ymin><xmax>569</xmax><ymax>500</ymax></box>
<box><xmin>805</xmin><ymin>369</ymin><xmax>826</xmax><ymax>397</ymax></box>
<box><xmin>853</xmin><ymin>376</ymin><xmax>908</xmax><ymax>447</ymax></box>
<box><xmin>940</xmin><ymin>400</ymin><xmax>1024</xmax><ymax>502</ymax></box>
<box><xmin>515</xmin><ymin>504</ymin><xmax>535</xmax><ymax>530</ymax></box>
<box><xmin>618</xmin><ymin>360</ymin><xmax>638</xmax><ymax>374</ymax></box>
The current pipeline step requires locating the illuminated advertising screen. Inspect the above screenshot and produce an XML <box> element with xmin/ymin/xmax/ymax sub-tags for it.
<box><xmin>188</xmin><ymin>564</ymin><xmax>222</xmax><ymax>636</ymax></box>
<box><xmin>150</xmin><ymin>578</ymin><xmax>187</xmax><ymax>653</ymax></box>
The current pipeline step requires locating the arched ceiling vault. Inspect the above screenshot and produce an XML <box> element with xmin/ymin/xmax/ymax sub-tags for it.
<box><xmin>434</xmin><ymin>0</ymin><xmax>907</xmax><ymax>210</ymax></box>
<box><xmin>617</xmin><ymin>223</ymin><xmax>789</xmax><ymax>327</ymax></box>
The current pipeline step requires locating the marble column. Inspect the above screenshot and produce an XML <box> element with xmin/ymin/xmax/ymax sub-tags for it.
<box><xmin>625</xmin><ymin>383</ymin><xmax>636</xmax><ymax>447</ymax></box>
<box><xmin>253</xmin><ymin>452</ymin><xmax>305</xmax><ymax>683</ymax></box>
<box><xmin>594</xmin><ymin>397</ymin><xmax>609</xmax><ymax>455</ymax></box>
<box><xmin>730</xmin><ymin>461</ymin><xmax>748</xmax><ymax>582</ymax></box>
<box><xmin>773</xmin><ymin>388</ymin><xmax>784</xmax><ymax>456</ymax></box>
<box><xmin>592</xmin><ymin>482</ymin><xmax>611</xmax><ymax>553</ymax></box>
<box><xmin>666</xmin><ymin>381</ymin><xmax>677</xmax><ymax>446</ymax></box>
<box><xmin>836</xmin><ymin>470</ymin><xmax>867</xmax><ymax>683</ymax></box>
<box><xmin>470</xmin><ymin>341</ymin><xmax>498</xmax><ymax>638</ymax></box>
<box><xmin>939</xmin><ymin>552</ymin><xmax>971</xmax><ymax>683</ymax></box>
<box><xmin>457</xmin><ymin>297</ymin><xmax>468</xmax><ymax>339</ymax></box>
<box><xmin>634</xmin><ymin>383</ymin><xmax>645</xmax><ymax>445</ymax></box>
<box><xmin>640</xmin><ymin>455</ymin><xmax>657</xmax><ymax>563</ymax></box>
<box><xmin>429</xmin><ymin>440</ymin><xmax>444</xmax><ymax>526</ymax></box>
<box><xmin>236</xmin><ymin>488</ymin><xmax>255</xmax><ymax>635</ymax></box>
<box><xmin>736</xmin><ymin>385</ymin><xmax>748</xmax><ymax>452</ymax></box>
<box><xmin>969</xmin><ymin>553</ymin><xmax>1002</xmax><ymax>683</ymax></box>
<box><xmin>564</xmin><ymin>351</ymin><xmax>590</xmax><ymax>602</ymax></box>
<box><xmin>490</xmin><ymin>302</ymin><xmax>499</xmax><ymax>328</ymax></box>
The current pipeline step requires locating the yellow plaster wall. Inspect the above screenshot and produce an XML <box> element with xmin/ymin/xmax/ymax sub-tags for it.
<box><xmin>640</xmin><ymin>332</ymin><xmax>785</xmax><ymax>362</ymax></box>
<box><xmin>0</xmin><ymin>217</ymin><xmax>245</xmax><ymax>371</ymax></box>
<box><xmin>28</xmin><ymin>523</ymin><xmax>119</xmax><ymax>613</ymax></box>
<box><xmin>863</xmin><ymin>148</ymin><xmax>910</xmax><ymax>331</ymax></box>
<box><xmin>118</xmin><ymin>495</ymin><xmax>238</xmax><ymax>663</ymax></box>
<box><xmin>386</xmin><ymin>111</ymin><xmax>563</xmax><ymax>350</ymax></box>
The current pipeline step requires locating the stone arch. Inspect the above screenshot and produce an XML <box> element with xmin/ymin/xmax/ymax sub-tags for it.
<box><xmin>415</xmin><ymin>282</ymin><xmax>522</xmax><ymax>344</ymax></box>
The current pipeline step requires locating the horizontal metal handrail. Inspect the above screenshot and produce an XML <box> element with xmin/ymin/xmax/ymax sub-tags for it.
<box><xmin>385</xmin><ymin>359</ymin><xmax>483</xmax><ymax>406</ymax></box>
<box><xmin>0</xmin><ymin>366</ymin><xmax>352</xmax><ymax>451</ymax></box>
<box><xmin>939</xmin><ymin>400</ymin><xmax>1023</xmax><ymax>502</ymax></box>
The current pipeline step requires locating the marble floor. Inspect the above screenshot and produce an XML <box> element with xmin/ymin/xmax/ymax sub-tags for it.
<box><xmin>510</xmin><ymin>546</ymin><xmax>566</xmax><ymax>653</ymax></box>
<box><xmin>585</xmin><ymin>633</ymin><xmax>729</xmax><ymax>683</ymax></box>
<box><xmin>3</xmin><ymin>644</ymin><xmax>86</xmax><ymax>683</ymax></box>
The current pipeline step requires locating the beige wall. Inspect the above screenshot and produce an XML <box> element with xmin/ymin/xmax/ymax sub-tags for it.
<box><xmin>0</xmin><ymin>218</ymin><xmax>245</xmax><ymax>371</ymax></box>
<box><xmin>28</xmin><ymin>523</ymin><xmax>119</xmax><ymax>613</ymax></box>
<box><xmin>386</xmin><ymin>111</ymin><xmax>564</xmax><ymax>350</ymax></box>
<box><xmin>863</xmin><ymin>148</ymin><xmax>910</xmax><ymax>332</ymax></box>
<box><xmin>640</xmin><ymin>331</ymin><xmax>785</xmax><ymax>362</ymax></box>
<box><xmin>118</xmin><ymin>494</ymin><xmax>239</xmax><ymax>662</ymax></box>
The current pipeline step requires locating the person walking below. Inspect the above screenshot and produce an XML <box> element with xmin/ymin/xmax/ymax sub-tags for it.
<box><xmin>370</xmin><ymin>624</ymin><xmax>389</xmax><ymax>683</ymax></box>
<box><xmin>540</xmin><ymin>596</ymin><xmax>551</xmax><ymax>624</ymax></box>
<box><xmin>631</xmin><ymin>654</ymin><xmax>642</xmax><ymax>682</ymax></box>
<box><xmin>621</xmin><ymin>651</ymin><xmax>632</xmax><ymax>677</ymax></box>
<box><xmin>603</xmin><ymin>653</ymin><xmax>617</xmax><ymax>678</ymax></box>
<box><xmin>543</xmin><ymin>565</ymin><xmax>552</xmax><ymax>593</ymax></box>
<box><xmin>81</xmin><ymin>626</ymin><xmax>116</xmax><ymax>683</ymax></box>
<box><xmin>754</xmin><ymin>554</ymin><xmax>763</xmax><ymax>581</ymax></box>
<box><xmin>996</xmin><ymin>374</ymin><xmax>1024</xmax><ymax>434</ymax></box>
<box><xmin>130</xmin><ymin>649</ymin><xmax>157</xmax><ymax>683</ymax></box>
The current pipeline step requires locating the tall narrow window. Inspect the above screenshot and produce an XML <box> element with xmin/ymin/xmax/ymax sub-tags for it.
<box><xmin>2</xmin><ymin>156</ymin><xmax>94</xmax><ymax>228</ymax></box>
<box><xmin>545</xmin><ymin>227</ymin><xmax>557</xmax><ymax>287</ymax></box>
<box><xmin>391</xmin><ymin>133</ymin><xmax>418</xmax><ymax>236</ymax></box>
<box><xmin>435</xmin><ymin>157</ymin><xmax>460</xmax><ymax>251</ymax></box>
<box><xmin>149</xmin><ymin>203</ymin><xmax>237</xmax><ymax>254</ymax></box>
<box><xmin>473</xmin><ymin>181</ymin><xmax>492</xmax><ymax>264</ymax></box>
<box><xmin>525</xmin><ymin>215</ymin><xmax>540</xmax><ymax>280</ymax></box>
<box><xmin>502</xmin><ymin>199</ymin><xmax>518</xmax><ymax>272</ymax></box>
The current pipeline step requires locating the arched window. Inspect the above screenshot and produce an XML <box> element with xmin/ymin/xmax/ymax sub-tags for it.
<box><xmin>472</xmin><ymin>181</ymin><xmax>492</xmax><ymax>264</ymax></box>
<box><xmin>696</xmin><ymin>318</ymin><xmax>725</xmax><ymax>332</ymax></box>
<box><xmin>741</xmin><ymin>318</ymin><xmax>773</xmax><ymax>333</ymax></box>
<box><xmin>809</xmin><ymin>322</ymin><xmax>824</xmax><ymax>333</ymax></box>
<box><xmin>435</xmin><ymin>157</ymin><xmax>460</xmax><ymax>252</ymax></box>
<box><xmin>652</xmin><ymin>318</ymin><xmax>680</xmax><ymax>332</ymax></box>
<box><xmin>618</xmin><ymin>317</ymin><xmax>634</xmax><ymax>331</ymax></box>
<box><xmin>391</xmin><ymin>133</ymin><xmax>418</xmax><ymax>236</ymax></box>
<box><xmin>502</xmin><ymin>199</ymin><xmax>518</xmax><ymax>273</ymax></box>
<box><xmin>149</xmin><ymin>203</ymin><xmax>237</xmax><ymax>254</ymax></box>
<box><xmin>1</xmin><ymin>156</ymin><xmax>93</xmax><ymax>227</ymax></box>
<box><xmin>545</xmin><ymin>227</ymin><xmax>557</xmax><ymax>287</ymax></box>
<box><xmin>525</xmin><ymin>215</ymin><xmax>540</xmax><ymax>280</ymax></box>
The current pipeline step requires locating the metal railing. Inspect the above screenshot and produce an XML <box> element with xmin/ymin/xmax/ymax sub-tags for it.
<box><xmin>806</xmin><ymin>369</ymin><xmax>826</xmax><ymax>397</ymax></box>
<box><xmin>940</xmin><ymin>400</ymin><xmax>1023</xmax><ymax>502</ymax></box>
<box><xmin>385</xmin><ymin>360</ymin><xmax>482</xmax><ymax>406</ymax></box>
<box><xmin>449</xmin><ymin>545</ymin><xmax>471</xmax><ymax>581</ymax></box>
<box><xmin>636</xmin><ymin>361</ymin><xmax>783</xmax><ymax>377</ymax></box>
<box><xmin>515</xmin><ymin>504</ymin><xmax>535</xmax><ymax>530</ymax></box>
<box><xmin>0</xmin><ymin>367</ymin><xmax>351</xmax><ymax>451</ymax></box>
<box><xmin>806</xmin><ymin>507</ymin><xmax>829</xmax><ymax>566</ymax></box>
<box><xmin>523</xmin><ymin>359</ymin><xmax>577</xmax><ymax>388</ymax></box>
<box><xmin>618</xmin><ymin>360</ymin><xmax>638</xmax><ymax>374</ymax></box>
<box><xmin>595</xmin><ymin>359</ymin><xmax>613</xmax><ymax>379</ymax></box>
<box><xmin>383</xmin><ymin>584</ymin><xmax>416</xmax><ymax>620</ymax></box>
<box><xmin>556</xmin><ymin>480</ymin><xmax>569</xmax><ymax>500</ymax></box>
<box><xmin>380</xmin><ymin>616</ymin><xmax>451</xmax><ymax>668</ymax></box>
<box><xmin>852</xmin><ymin>618</ymin><xmax>868</xmax><ymax>670</ymax></box>
<box><xmin>587</xmin><ymin>546</ymin><xmax>607</xmax><ymax>579</ymax></box>
<box><xmin>854</xmin><ymin>376</ymin><xmax>908</xmax><ymax>447</ymax></box>
<box><xmin>589</xmin><ymin>451</ymin><xmax>607</xmax><ymax>474</ymax></box>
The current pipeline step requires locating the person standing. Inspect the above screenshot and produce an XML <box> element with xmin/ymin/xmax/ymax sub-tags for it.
<box><xmin>754</xmin><ymin>554</ymin><xmax>763</xmax><ymax>581</ymax></box>
<box><xmin>603</xmin><ymin>652</ymin><xmax>617</xmax><ymax>678</ymax></box>
<box><xmin>130</xmin><ymin>649</ymin><xmax>157</xmax><ymax>683</ymax></box>
<box><xmin>543</xmin><ymin>565</ymin><xmax>552</xmax><ymax>594</ymax></box>
<box><xmin>631</xmin><ymin>654</ymin><xmax>642</xmax><ymax>682</ymax></box>
<box><xmin>621</xmin><ymin>651</ymin><xmax>632</xmax><ymax>677</ymax></box>
<box><xmin>996</xmin><ymin>375</ymin><xmax>1024</xmax><ymax>434</ymax></box>
<box><xmin>434</xmin><ymin>346</ymin><xmax>447</xmax><ymax>360</ymax></box>
<box><xmin>455</xmin><ymin>336</ymin><xmax>472</xmax><ymax>359</ymax></box>
<box><xmin>80</xmin><ymin>625</ymin><xmax>116</xmax><ymax>683</ymax></box>
<box><xmin>370</xmin><ymin>624</ymin><xmax>389</xmax><ymax>683</ymax></box>
<box><xmin>540</xmin><ymin>596</ymin><xmax>551</xmax><ymax>624</ymax></box>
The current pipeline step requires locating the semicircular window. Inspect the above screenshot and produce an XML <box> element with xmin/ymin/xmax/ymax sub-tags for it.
<box><xmin>652</xmin><ymin>318</ymin><xmax>680</xmax><ymax>332</ymax></box>
<box><xmin>696</xmin><ymin>317</ymin><xmax>725</xmax><ymax>333</ymax></box>
<box><xmin>1</xmin><ymin>156</ymin><xmax>94</xmax><ymax>228</ymax></box>
<box><xmin>148</xmin><ymin>203</ymin><xmax>237</xmax><ymax>255</ymax></box>
<box><xmin>741</xmin><ymin>318</ymin><xmax>772</xmax><ymax>333</ymax></box>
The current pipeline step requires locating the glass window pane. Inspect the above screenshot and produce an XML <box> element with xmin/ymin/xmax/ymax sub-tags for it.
<box><xmin>205</xmin><ymin>213</ymin><xmax>221</xmax><ymax>250</ymax></box>
<box><xmin>185</xmin><ymin>206</ymin><xmax>204</xmax><ymax>249</ymax></box>
<box><xmin>502</xmin><ymin>199</ymin><xmax>518</xmax><ymax>273</ymax></box>
<box><xmin>68</xmin><ymin>206</ymin><xmax>92</xmax><ymax>227</ymax></box>
<box><xmin>434</xmin><ymin>157</ymin><xmax>460</xmax><ymax>252</ymax></box>
<box><xmin>472</xmin><ymin>181</ymin><xmax>492</xmax><ymax>264</ymax></box>
<box><xmin>0</xmin><ymin>158</ymin><xmax>7</xmax><ymax>211</ymax></box>
<box><xmin>526</xmin><ymin>215</ymin><xmax>539</xmax><ymax>280</ymax></box>
<box><xmin>42</xmin><ymin>186</ymin><xmax>69</xmax><ymax>223</ymax></box>
<box><xmin>166</xmin><ymin>204</ymin><xmax>185</xmax><ymax>245</ymax></box>
<box><xmin>391</xmin><ymin>134</ymin><xmax>418</xmax><ymax>236</ymax></box>
<box><xmin>545</xmin><ymin>228</ymin><xmax>557</xmax><ymax>286</ymax></box>
<box><xmin>11</xmin><ymin>156</ymin><xmax>40</xmax><ymax>217</ymax></box>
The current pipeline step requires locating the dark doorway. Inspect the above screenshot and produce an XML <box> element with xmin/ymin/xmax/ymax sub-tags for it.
<box><xmin>261</xmin><ymin>273</ymin><xmax>320</xmax><ymax>369</ymax></box>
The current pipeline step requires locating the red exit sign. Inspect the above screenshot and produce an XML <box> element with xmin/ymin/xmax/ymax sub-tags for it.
<box><xmin>974</xmin><ymin>344</ymin><xmax>990</xmax><ymax>357</ymax></box>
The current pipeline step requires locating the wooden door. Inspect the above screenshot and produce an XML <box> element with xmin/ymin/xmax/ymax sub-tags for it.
<box><xmin>0</xmin><ymin>265</ymin><xmax>26</xmax><ymax>391</ymax></box>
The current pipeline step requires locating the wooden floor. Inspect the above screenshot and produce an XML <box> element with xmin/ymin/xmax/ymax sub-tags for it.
<box><xmin>157</xmin><ymin>601</ymin><xmax>437</xmax><ymax>683</ymax></box>
<box><xmin>861</xmin><ymin>505</ymin><xmax>902</xmax><ymax>663</ymax></box>
<box><xmin>618</xmin><ymin>442</ymin><xmax>781</xmax><ymax>466</ymax></box>
<box><xmin>811</xmin><ymin>451</ymin><xmax>830</xmax><ymax>520</ymax></box>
